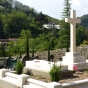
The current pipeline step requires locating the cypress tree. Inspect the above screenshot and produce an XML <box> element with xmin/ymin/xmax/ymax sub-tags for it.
<box><xmin>58</xmin><ymin>0</ymin><xmax>71</xmax><ymax>52</ymax></box>
<box><xmin>62</xmin><ymin>0</ymin><xmax>71</xmax><ymax>19</ymax></box>
<box><xmin>26</xmin><ymin>32</ymin><xmax>29</xmax><ymax>58</ymax></box>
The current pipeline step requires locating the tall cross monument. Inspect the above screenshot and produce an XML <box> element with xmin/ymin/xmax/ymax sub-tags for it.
<box><xmin>65</xmin><ymin>10</ymin><xmax>81</xmax><ymax>52</ymax></box>
<box><xmin>63</xmin><ymin>10</ymin><xmax>86</xmax><ymax>70</ymax></box>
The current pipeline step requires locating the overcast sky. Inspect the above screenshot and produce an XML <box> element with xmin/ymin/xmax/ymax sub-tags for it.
<box><xmin>17</xmin><ymin>0</ymin><xmax>88</xmax><ymax>19</ymax></box>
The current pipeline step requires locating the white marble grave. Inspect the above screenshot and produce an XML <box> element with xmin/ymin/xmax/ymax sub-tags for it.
<box><xmin>25</xmin><ymin>59</ymin><xmax>69</xmax><ymax>79</ymax></box>
<box><xmin>63</xmin><ymin>10</ymin><xmax>88</xmax><ymax>70</ymax></box>
<box><xmin>25</xmin><ymin>59</ymin><xmax>68</xmax><ymax>72</ymax></box>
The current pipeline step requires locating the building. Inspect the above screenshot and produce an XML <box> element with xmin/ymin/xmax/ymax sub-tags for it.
<box><xmin>0</xmin><ymin>38</ymin><xmax>18</xmax><ymax>47</ymax></box>
<box><xmin>43</xmin><ymin>22</ymin><xmax>60</xmax><ymax>29</ymax></box>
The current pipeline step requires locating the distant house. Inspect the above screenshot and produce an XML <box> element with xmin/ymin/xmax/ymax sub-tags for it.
<box><xmin>43</xmin><ymin>22</ymin><xmax>60</xmax><ymax>29</ymax></box>
<box><xmin>0</xmin><ymin>38</ymin><xmax>18</xmax><ymax>47</ymax></box>
<box><xmin>9</xmin><ymin>38</ymin><xmax>18</xmax><ymax>42</ymax></box>
<box><xmin>0</xmin><ymin>39</ymin><xmax>9</xmax><ymax>46</ymax></box>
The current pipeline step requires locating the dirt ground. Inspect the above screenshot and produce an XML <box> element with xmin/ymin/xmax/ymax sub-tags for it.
<box><xmin>30</xmin><ymin>70</ymin><xmax>88</xmax><ymax>84</ymax></box>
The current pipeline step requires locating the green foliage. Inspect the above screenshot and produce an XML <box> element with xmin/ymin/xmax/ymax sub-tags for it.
<box><xmin>16</xmin><ymin>60</ymin><xmax>24</xmax><ymax>74</ymax></box>
<box><xmin>35</xmin><ymin>12</ymin><xmax>48</xmax><ymax>25</ymax></box>
<box><xmin>57</xmin><ymin>20</ymin><xmax>70</xmax><ymax>50</ymax></box>
<box><xmin>0</xmin><ymin>0</ymin><xmax>12</xmax><ymax>9</ymax></box>
<box><xmin>37</xmin><ymin>33</ymin><xmax>56</xmax><ymax>61</ymax></box>
<box><xmin>4</xmin><ymin>11</ymin><xmax>30</xmax><ymax>38</ymax></box>
<box><xmin>80</xmin><ymin>14</ymin><xmax>88</xmax><ymax>28</ymax></box>
<box><xmin>86</xmin><ymin>69</ymin><xmax>88</xmax><ymax>74</ymax></box>
<box><xmin>20</xmin><ymin>29</ymin><xmax>31</xmax><ymax>58</ymax></box>
<box><xmin>83</xmin><ymin>40</ymin><xmax>88</xmax><ymax>45</ymax></box>
<box><xmin>0</xmin><ymin>14</ymin><xmax>6</xmax><ymax>38</ymax></box>
<box><xmin>59</xmin><ymin>0</ymin><xmax>71</xmax><ymax>50</ymax></box>
<box><xmin>6</xmin><ymin>41</ymin><xmax>15</xmax><ymax>58</ymax></box>
<box><xmin>62</xmin><ymin>0</ymin><xmax>71</xmax><ymax>19</ymax></box>
<box><xmin>29</xmin><ymin>38</ymin><xmax>37</xmax><ymax>57</ymax></box>
<box><xmin>76</xmin><ymin>25</ymin><xmax>86</xmax><ymax>46</ymax></box>
<box><xmin>0</xmin><ymin>0</ymin><xmax>60</xmax><ymax>39</ymax></box>
<box><xmin>44</xmin><ymin>14</ymin><xmax>59</xmax><ymax>23</ymax></box>
<box><xmin>80</xmin><ymin>40</ymin><xmax>88</xmax><ymax>46</ymax></box>
<box><xmin>0</xmin><ymin>0</ymin><xmax>88</xmax><ymax>55</ymax></box>
<box><xmin>26</xmin><ymin>32</ymin><xmax>29</xmax><ymax>57</ymax></box>
<box><xmin>49</xmin><ymin>63</ymin><xmax>61</xmax><ymax>82</ymax></box>
<box><xmin>14</xmin><ymin>39</ymin><xmax>24</xmax><ymax>58</ymax></box>
<box><xmin>20</xmin><ymin>29</ymin><xmax>31</xmax><ymax>39</ymax></box>
<box><xmin>37</xmin><ymin>75</ymin><xmax>43</xmax><ymax>79</ymax></box>
<box><xmin>0</xmin><ymin>44</ymin><xmax>6</xmax><ymax>57</ymax></box>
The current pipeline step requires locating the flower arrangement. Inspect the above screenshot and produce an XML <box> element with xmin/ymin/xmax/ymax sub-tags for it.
<box><xmin>73</xmin><ymin>65</ymin><xmax>77</xmax><ymax>73</ymax></box>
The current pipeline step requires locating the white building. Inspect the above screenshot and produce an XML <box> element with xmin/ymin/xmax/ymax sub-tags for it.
<box><xmin>43</xmin><ymin>22</ymin><xmax>60</xmax><ymax>29</ymax></box>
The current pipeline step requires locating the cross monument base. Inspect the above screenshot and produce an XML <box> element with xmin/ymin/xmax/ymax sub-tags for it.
<box><xmin>62</xmin><ymin>52</ymin><xmax>87</xmax><ymax>70</ymax></box>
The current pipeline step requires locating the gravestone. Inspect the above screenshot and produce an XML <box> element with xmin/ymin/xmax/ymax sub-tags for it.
<box><xmin>63</xmin><ymin>10</ymin><xmax>88</xmax><ymax>70</ymax></box>
<box><xmin>25</xmin><ymin>59</ymin><xmax>68</xmax><ymax>71</ymax></box>
<box><xmin>24</xmin><ymin>59</ymin><xmax>73</xmax><ymax>79</ymax></box>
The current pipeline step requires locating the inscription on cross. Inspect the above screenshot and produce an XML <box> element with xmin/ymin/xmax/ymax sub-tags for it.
<box><xmin>65</xmin><ymin>10</ymin><xmax>81</xmax><ymax>52</ymax></box>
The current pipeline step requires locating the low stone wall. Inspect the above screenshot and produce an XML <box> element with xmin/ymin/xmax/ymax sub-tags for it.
<box><xmin>35</xmin><ymin>46</ymin><xmax>88</xmax><ymax>61</ymax></box>
<box><xmin>0</xmin><ymin>69</ymin><xmax>88</xmax><ymax>88</ymax></box>
<box><xmin>0</xmin><ymin>69</ymin><xmax>29</xmax><ymax>88</ymax></box>
<box><xmin>62</xmin><ymin>79</ymin><xmax>88</xmax><ymax>88</ymax></box>
<box><xmin>0</xmin><ymin>79</ymin><xmax>19</xmax><ymax>88</ymax></box>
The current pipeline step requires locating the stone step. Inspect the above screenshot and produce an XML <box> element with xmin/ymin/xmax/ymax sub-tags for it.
<box><xmin>73</xmin><ymin>56</ymin><xmax>86</xmax><ymax>62</ymax></box>
<box><xmin>65</xmin><ymin>52</ymin><xmax>81</xmax><ymax>57</ymax></box>
<box><xmin>23</xmin><ymin>78</ymin><xmax>47</xmax><ymax>88</ymax></box>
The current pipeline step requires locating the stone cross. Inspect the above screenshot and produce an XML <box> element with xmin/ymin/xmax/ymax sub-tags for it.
<box><xmin>65</xmin><ymin>10</ymin><xmax>81</xmax><ymax>52</ymax></box>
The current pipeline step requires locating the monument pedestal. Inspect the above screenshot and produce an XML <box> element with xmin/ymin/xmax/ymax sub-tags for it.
<box><xmin>63</xmin><ymin>52</ymin><xmax>88</xmax><ymax>70</ymax></box>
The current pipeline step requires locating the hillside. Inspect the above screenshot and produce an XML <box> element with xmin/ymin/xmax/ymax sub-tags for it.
<box><xmin>0</xmin><ymin>0</ymin><xmax>59</xmax><ymax>38</ymax></box>
<box><xmin>1</xmin><ymin>0</ymin><xmax>88</xmax><ymax>39</ymax></box>
<box><xmin>80</xmin><ymin>14</ymin><xmax>88</xmax><ymax>29</ymax></box>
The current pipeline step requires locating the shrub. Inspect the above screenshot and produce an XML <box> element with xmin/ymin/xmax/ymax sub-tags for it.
<box><xmin>49</xmin><ymin>63</ymin><xmax>61</xmax><ymax>82</ymax></box>
<box><xmin>37</xmin><ymin>75</ymin><xmax>43</xmax><ymax>79</ymax></box>
<box><xmin>16</xmin><ymin>60</ymin><xmax>24</xmax><ymax>74</ymax></box>
<box><xmin>86</xmin><ymin>69</ymin><xmax>88</xmax><ymax>74</ymax></box>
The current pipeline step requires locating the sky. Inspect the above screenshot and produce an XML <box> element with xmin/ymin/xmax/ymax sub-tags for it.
<box><xmin>17</xmin><ymin>0</ymin><xmax>88</xmax><ymax>19</ymax></box>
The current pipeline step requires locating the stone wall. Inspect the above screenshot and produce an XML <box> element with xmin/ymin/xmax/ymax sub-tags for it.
<box><xmin>35</xmin><ymin>46</ymin><xmax>88</xmax><ymax>61</ymax></box>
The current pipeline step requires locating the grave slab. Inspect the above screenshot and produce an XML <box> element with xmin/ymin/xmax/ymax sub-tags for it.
<box><xmin>24</xmin><ymin>60</ymin><xmax>73</xmax><ymax>79</ymax></box>
<box><xmin>26</xmin><ymin>59</ymin><xmax>68</xmax><ymax>72</ymax></box>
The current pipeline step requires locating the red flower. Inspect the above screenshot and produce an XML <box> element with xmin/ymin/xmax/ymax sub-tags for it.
<box><xmin>73</xmin><ymin>66</ymin><xmax>77</xmax><ymax>71</ymax></box>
